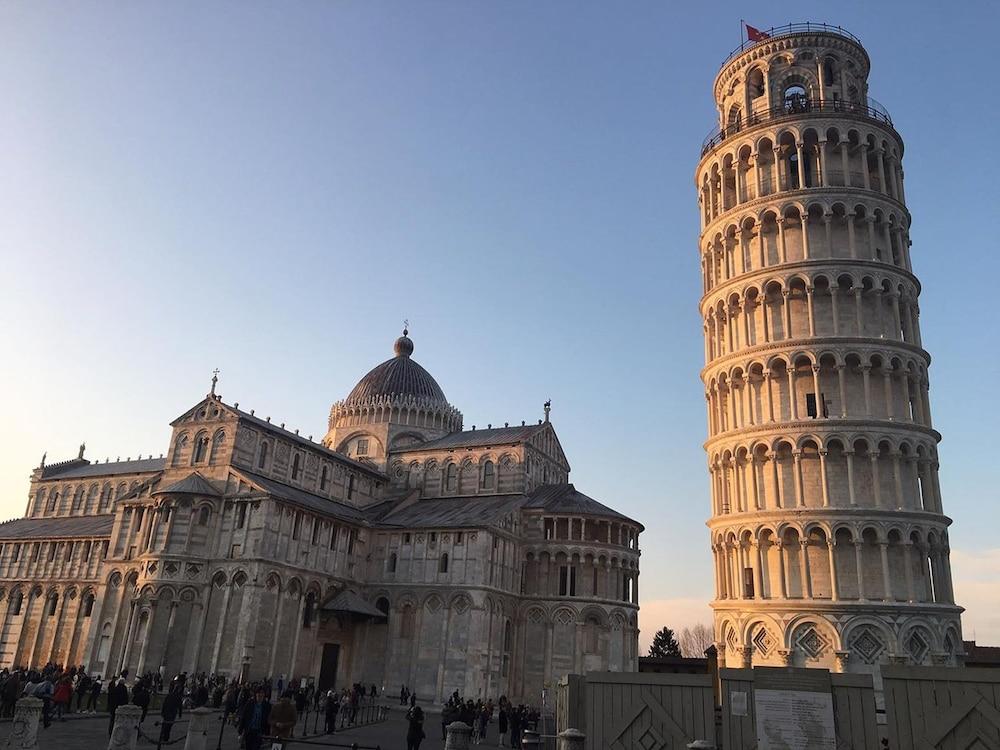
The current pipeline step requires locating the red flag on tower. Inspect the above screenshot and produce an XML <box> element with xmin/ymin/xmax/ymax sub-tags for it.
<box><xmin>745</xmin><ymin>24</ymin><xmax>769</xmax><ymax>42</ymax></box>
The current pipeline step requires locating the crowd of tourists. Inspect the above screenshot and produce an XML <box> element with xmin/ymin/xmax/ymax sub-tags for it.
<box><xmin>401</xmin><ymin>688</ymin><xmax>541</xmax><ymax>749</ymax></box>
<box><xmin>1</xmin><ymin>665</ymin><xmax>541</xmax><ymax>750</ymax></box>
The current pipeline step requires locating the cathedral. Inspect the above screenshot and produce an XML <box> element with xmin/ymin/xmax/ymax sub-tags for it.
<box><xmin>0</xmin><ymin>330</ymin><xmax>641</xmax><ymax>703</ymax></box>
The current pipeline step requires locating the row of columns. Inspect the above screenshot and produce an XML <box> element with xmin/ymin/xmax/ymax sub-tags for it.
<box><xmin>709</xmin><ymin>448</ymin><xmax>942</xmax><ymax>514</ymax></box>
<box><xmin>529</xmin><ymin>554</ymin><xmax>639</xmax><ymax>604</ymax></box>
<box><xmin>705</xmin><ymin>285</ymin><xmax>921</xmax><ymax>360</ymax></box>
<box><xmin>706</xmin><ymin>366</ymin><xmax>932</xmax><ymax>434</ymax></box>
<box><xmin>703</xmin><ymin>215</ymin><xmax>910</xmax><ymax>293</ymax></box>
<box><xmin>4</xmin><ymin>586</ymin><xmax>92</xmax><ymax>669</ymax></box>
<box><xmin>703</xmin><ymin>139</ymin><xmax>904</xmax><ymax>226</ymax></box>
<box><xmin>713</xmin><ymin>537</ymin><xmax>954</xmax><ymax>604</ymax></box>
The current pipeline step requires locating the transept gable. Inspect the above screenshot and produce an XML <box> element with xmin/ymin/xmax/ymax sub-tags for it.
<box><xmin>169</xmin><ymin>395</ymin><xmax>240</xmax><ymax>428</ymax></box>
<box><xmin>525</xmin><ymin>422</ymin><xmax>571</xmax><ymax>472</ymax></box>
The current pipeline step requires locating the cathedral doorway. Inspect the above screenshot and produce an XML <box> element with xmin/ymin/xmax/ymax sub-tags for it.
<box><xmin>318</xmin><ymin>643</ymin><xmax>340</xmax><ymax>692</ymax></box>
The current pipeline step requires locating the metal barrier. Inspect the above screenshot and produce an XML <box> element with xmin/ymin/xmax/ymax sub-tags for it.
<box><xmin>719</xmin><ymin>22</ymin><xmax>864</xmax><ymax>68</ymax></box>
<box><xmin>262</xmin><ymin>739</ymin><xmax>381</xmax><ymax>749</ymax></box>
<box><xmin>136</xmin><ymin>717</ymin><xmax>191</xmax><ymax>748</ymax></box>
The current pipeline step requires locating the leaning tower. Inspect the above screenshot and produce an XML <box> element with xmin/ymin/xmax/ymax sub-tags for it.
<box><xmin>696</xmin><ymin>23</ymin><xmax>963</xmax><ymax>674</ymax></box>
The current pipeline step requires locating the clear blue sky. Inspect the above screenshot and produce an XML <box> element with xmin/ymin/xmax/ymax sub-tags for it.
<box><xmin>2</xmin><ymin>1</ymin><xmax>998</xmax><ymax>647</ymax></box>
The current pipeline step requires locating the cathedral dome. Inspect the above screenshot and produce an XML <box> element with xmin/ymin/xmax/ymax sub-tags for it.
<box><xmin>345</xmin><ymin>330</ymin><xmax>447</xmax><ymax>405</ymax></box>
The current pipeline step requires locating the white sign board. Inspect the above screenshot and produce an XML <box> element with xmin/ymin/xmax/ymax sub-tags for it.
<box><xmin>754</xmin><ymin>689</ymin><xmax>835</xmax><ymax>749</ymax></box>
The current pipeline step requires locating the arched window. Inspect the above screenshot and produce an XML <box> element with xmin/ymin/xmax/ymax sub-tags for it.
<box><xmin>375</xmin><ymin>597</ymin><xmax>390</xmax><ymax>616</ymax></box>
<box><xmin>303</xmin><ymin>592</ymin><xmax>316</xmax><ymax>628</ymax></box>
<box><xmin>198</xmin><ymin>506</ymin><xmax>211</xmax><ymax>526</ymax></box>
<box><xmin>83</xmin><ymin>594</ymin><xmax>95</xmax><ymax>617</ymax></box>
<box><xmin>72</xmin><ymin>488</ymin><xmax>84</xmax><ymax>513</ymax></box>
<box><xmin>47</xmin><ymin>594</ymin><xmax>58</xmax><ymax>617</ymax></box>
<box><xmin>389</xmin><ymin>552</ymin><xmax>398</xmax><ymax>573</ymax></box>
<box><xmin>192</xmin><ymin>433</ymin><xmax>209</xmax><ymax>464</ymax></box>
<box><xmin>9</xmin><ymin>591</ymin><xmax>23</xmax><ymax>616</ymax></box>
<box><xmin>823</xmin><ymin>58</ymin><xmax>836</xmax><ymax>85</ymax></box>
<box><xmin>291</xmin><ymin>454</ymin><xmax>302</xmax><ymax>481</ymax></box>
<box><xmin>481</xmin><ymin>461</ymin><xmax>495</xmax><ymax>490</ymax></box>
<box><xmin>504</xmin><ymin>620</ymin><xmax>512</xmax><ymax>651</ymax></box>
<box><xmin>172</xmin><ymin>434</ymin><xmax>188</xmax><ymax>467</ymax></box>
<box><xmin>258</xmin><ymin>441</ymin><xmax>271</xmax><ymax>470</ymax></box>
<box><xmin>542</xmin><ymin>466</ymin><xmax>548</xmax><ymax>484</ymax></box>
<box><xmin>320</xmin><ymin>465</ymin><xmax>330</xmax><ymax>492</ymax></box>
<box><xmin>727</xmin><ymin>104</ymin><xmax>742</xmax><ymax>135</ymax></box>
<box><xmin>400</xmin><ymin>604</ymin><xmax>415</xmax><ymax>638</ymax></box>
<box><xmin>783</xmin><ymin>84</ymin><xmax>808</xmax><ymax>113</ymax></box>
<box><xmin>439</xmin><ymin>553</ymin><xmax>449</xmax><ymax>574</ymax></box>
<box><xmin>446</xmin><ymin>463</ymin><xmax>458</xmax><ymax>492</ymax></box>
<box><xmin>47</xmin><ymin>492</ymin><xmax>59</xmax><ymax>514</ymax></box>
<box><xmin>209</xmin><ymin>431</ymin><xmax>225</xmax><ymax>465</ymax></box>
<box><xmin>99</xmin><ymin>484</ymin><xmax>112</xmax><ymax>512</ymax></box>
<box><xmin>347</xmin><ymin>475</ymin><xmax>356</xmax><ymax>500</ymax></box>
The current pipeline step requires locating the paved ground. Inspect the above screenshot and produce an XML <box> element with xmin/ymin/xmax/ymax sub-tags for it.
<box><xmin>2</xmin><ymin>707</ymin><xmax>532</xmax><ymax>749</ymax></box>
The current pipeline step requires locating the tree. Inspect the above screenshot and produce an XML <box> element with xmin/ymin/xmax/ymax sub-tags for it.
<box><xmin>679</xmin><ymin>623</ymin><xmax>715</xmax><ymax>658</ymax></box>
<box><xmin>648</xmin><ymin>626</ymin><xmax>682</xmax><ymax>658</ymax></box>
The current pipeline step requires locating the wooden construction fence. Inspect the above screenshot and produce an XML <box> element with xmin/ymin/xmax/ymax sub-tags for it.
<box><xmin>882</xmin><ymin>665</ymin><xmax>1000</xmax><ymax>749</ymax></box>
<box><xmin>556</xmin><ymin>671</ymin><xmax>716</xmax><ymax>750</ymax></box>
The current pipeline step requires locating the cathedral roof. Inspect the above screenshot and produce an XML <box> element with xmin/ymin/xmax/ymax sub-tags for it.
<box><xmin>523</xmin><ymin>484</ymin><xmax>643</xmax><ymax>528</ymax></box>
<box><xmin>41</xmin><ymin>457</ymin><xmax>165</xmax><ymax>480</ymax></box>
<box><xmin>344</xmin><ymin>330</ymin><xmax>448</xmax><ymax>406</ymax></box>
<box><xmin>0</xmin><ymin>514</ymin><xmax>114</xmax><ymax>540</ymax></box>
<box><xmin>407</xmin><ymin>424</ymin><xmax>545</xmax><ymax>451</ymax></box>
<box><xmin>375</xmin><ymin>493</ymin><xmax>529</xmax><ymax>528</ymax></box>
<box><xmin>235</xmin><ymin>470</ymin><xmax>369</xmax><ymax>524</ymax></box>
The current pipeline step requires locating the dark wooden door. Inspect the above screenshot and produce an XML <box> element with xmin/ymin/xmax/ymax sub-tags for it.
<box><xmin>318</xmin><ymin>644</ymin><xmax>340</xmax><ymax>692</ymax></box>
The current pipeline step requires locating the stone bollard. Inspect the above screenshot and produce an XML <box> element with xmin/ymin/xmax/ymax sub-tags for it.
<box><xmin>444</xmin><ymin>721</ymin><xmax>473</xmax><ymax>749</ymax></box>
<box><xmin>107</xmin><ymin>704</ymin><xmax>142</xmax><ymax>750</ymax></box>
<box><xmin>4</xmin><ymin>696</ymin><xmax>43</xmax><ymax>750</ymax></box>
<box><xmin>557</xmin><ymin>728</ymin><xmax>586</xmax><ymax>750</ymax></box>
<box><xmin>520</xmin><ymin>729</ymin><xmax>541</xmax><ymax>748</ymax></box>
<box><xmin>182</xmin><ymin>707</ymin><xmax>216</xmax><ymax>750</ymax></box>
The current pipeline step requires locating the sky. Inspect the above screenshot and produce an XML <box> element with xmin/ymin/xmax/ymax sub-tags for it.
<box><xmin>1</xmin><ymin>1</ymin><xmax>998</xmax><ymax>654</ymax></box>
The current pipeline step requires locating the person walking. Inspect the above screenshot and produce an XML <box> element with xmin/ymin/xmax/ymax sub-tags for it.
<box><xmin>324</xmin><ymin>689</ymin><xmax>339</xmax><ymax>733</ymax></box>
<box><xmin>32</xmin><ymin>677</ymin><xmax>54</xmax><ymax>729</ymax></box>
<box><xmin>74</xmin><ymin>672</ymin><xmax>90</xmax><ymax>714</ymax></box>
<box><xmin>52</xmin><ymin>677</ymin><xmax>72</xmax><ymax>721</ymax></box>
<box><xmin>406</xmin><ymin>704</ymin><xmax>425</xmax><ymax>750</ymax></box>
<box><xmin>160</xmin><ymin>687</ymin><xmax>182</xmax><ymax>743</ymax></box>
<box><xmin>269</xmin><ymin>691</ymin><xmax>297</xmax><ymax>738</ymax></box>
<box><xmin>498</xmin><ymin>705</ymin><xmax>509</xmax><ymax>747</ymax></box>
<box><xmin>88</xmin><ymin>676</ymin><xmax>102</xmax><ymax>712</ymax></box>
<box><xmin>131</xmin><ymin>678</ymin><xmax>151</xmax><ymax>723</ymax></box>
<box><xmin>107</xmin><ymin>672</ymin><xmax>129</xmax><ymax>737</ymax></box>
<box><xmin>238</xmin><ymin>687</ymin><xmax>271</xmax><ymax>750</ymax></box>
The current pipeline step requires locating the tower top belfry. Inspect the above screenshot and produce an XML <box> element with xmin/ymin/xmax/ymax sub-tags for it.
<box><xmin>695</xmin><ymin>23</ymin><xmax>963</xmax><ymax>674</ymax></box>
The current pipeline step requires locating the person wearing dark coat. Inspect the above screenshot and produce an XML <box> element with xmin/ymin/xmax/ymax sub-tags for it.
<box><xmin>324</xmin><ymin>690</ymin><xmax>339</xmax><ymax>733</ymax></box>
<box><xmin>406</xmin><ymin>705</ymin><xmax>425</xmax><ymax>750</ymax></box>
<box><xmin>498</xmin><ymin>707</ymin><xmax>509</xmax><ymax>747</ymax></box>
<box><xmin>238</xmin><ymin>688</ymin><xmax>271</xmax><ymax>750</ymax></box>
<box><xmin>131</xmin><ymin>680</ymin><xmax>150</xmax><ymax>723</ymax></box>
<box><xmin>160</xmin><ymin>688</ymin><xmax>182</xmax><ymax>742</ymax></box>
<box><xmin>107</xmin><ymin>673</ymin><xmax>130</xmax><ymax>737</ymax></box>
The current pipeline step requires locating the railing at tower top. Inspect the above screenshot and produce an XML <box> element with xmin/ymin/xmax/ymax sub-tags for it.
<box><xmin>700</xmin><ymin>96</ymin><xmax>894</xmax><ymax>156</ymax></box>
<box><xmin>720</xmin><ymin>22</ymin><xmax>863</xmax><ymax>68</ymax></box>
